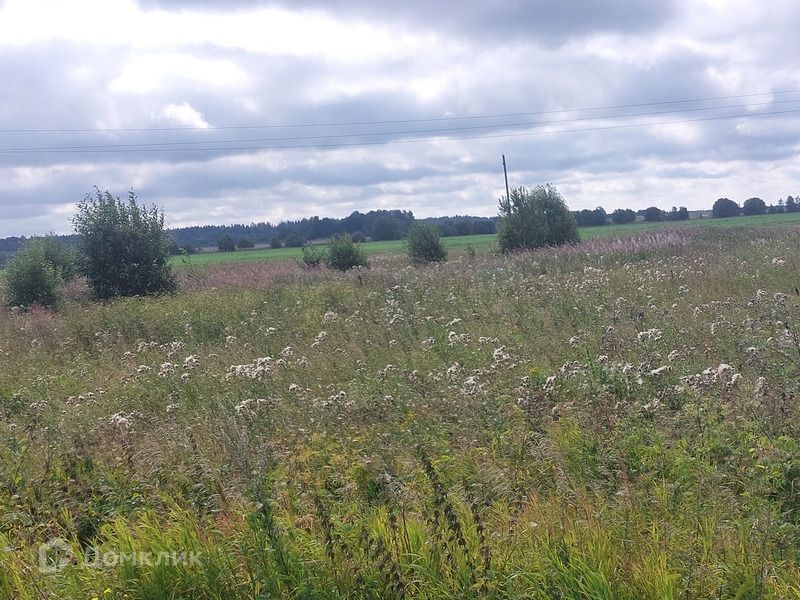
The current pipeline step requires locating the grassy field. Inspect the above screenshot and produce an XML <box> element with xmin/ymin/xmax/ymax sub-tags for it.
<box><xmin>175</xmin><ymin>234</ymin><xmax>499</xmax><ymax>267</ymax></box>
<box><xmin>581</xmin><ymin>211</ymin><xmax>800</xmax><ymax>239</ymax></box>
<box><xmin>175</xmin><ymin>212</ymin><xmax>800</xmax><ymax>267</ymax></box>
<box><xmin>2</xmin><ymin>224</ymin><xmax>800</xmax><ymax>598</ymax></box>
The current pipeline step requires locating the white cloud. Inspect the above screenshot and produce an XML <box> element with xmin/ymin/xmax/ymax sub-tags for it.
<box><xmin>110</xmin><ymin>54</ymin><xmax>249</xmax><ymax>94</ymax></box>
<box><xmin>0</xmin><ymin>0</ymin><xmax>427</xmax><ymax>60</ymax></box>
<box><xmin>159</xmin><ymin>102</ymin><xmax>209</xmax><ymax>128</ymax></box>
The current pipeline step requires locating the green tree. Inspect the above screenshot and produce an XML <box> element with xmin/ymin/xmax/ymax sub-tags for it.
<box><xmin>73</xmin><ymin>188</ymin><xmax>177</xmax><ymax>300</ymax></box>
<box><xmin>497</xmin><ymin>184</ymin><xmax>579</xmax><ymax>252</ymax></box>
<box><xmin>406</xmin><ymin>222</ymin><xmax>447</xmax><ymax>265</ymax></box>
<box><xmin>642</xmin><ymin>206</ymin><xmax>663</xmax><ymax>222</ymax></box>
<box><xmin>454</xmin><ymin>219</ymin><xmax>472</xmax><ymax>236</ymax></box>
<box><xmin>326</xmin><ymin>233</ymin><xmax>367</xmax><ymax>271</ymax></box>
<box><xmin>742</xmin><ymin>197</ymin><xmax>767</xmax><ymax>216</ymax></box>
<box><xmin>283</xmin><ymin>232</ymin><xmax>306</xmax><ymax>248</ymax></box>
<box><xmin>3</xmin><ymin>237</ymin><xmax>74</xmax><ymax>308</ymax></box>
<box><xmin>711</xmin><ymin>198</ymin><xmax>740</xmax><ymax>218</ymax></box>
<box><xmin>611</xmin><ymin>208</ymin><xmax>637</xmax><ymax>224</ymax></box>
<box><xmin>237</xmin><ymin>237</ymin><xmax>255</xmax><ymax>249</ymax></box>
<box><xmin>218</xmin><ymin>235</ymin><xmax>236</xmax><ymax>252</ymax></box>
<box><xmin>371</xmin><ymin>216</ymin><xmax>402</xmax><ymax>241</ymax></box>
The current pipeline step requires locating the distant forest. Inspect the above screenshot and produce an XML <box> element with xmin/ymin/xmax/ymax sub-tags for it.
<box><xmin>2</xmin><ymin>194</ymin><xmax>797</xmax><ymax>265</ymax></box>
<box><xmin>0</xmin><ymin>211</ymin><xmax>498</xmax><ymax>264</ymax></box>
<box><xmin>171</xmin><ymin>210</ymin><xmax>498</xmax><ymax>251</ymax></box>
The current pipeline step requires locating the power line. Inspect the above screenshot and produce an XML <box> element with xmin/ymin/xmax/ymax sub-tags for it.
<box><xmin>1</xmin><ymin>89</ymin><xmax>799</xmax><ymax>134</ymax></box>
<box><xmin>2</xmin><ymin>107</ymin><xmax>798</xmax><ymax>155</ymax></box>
<box><xmin>2</xmin><ymin>98</ymin><xmax>799</xmax><ymax>153</ymax></box>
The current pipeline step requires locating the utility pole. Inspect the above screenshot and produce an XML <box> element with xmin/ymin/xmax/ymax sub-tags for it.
<box><xmin>502</xmin><ymin>154</ymin><xmax>510</xmax><ymax>202</ymax></box>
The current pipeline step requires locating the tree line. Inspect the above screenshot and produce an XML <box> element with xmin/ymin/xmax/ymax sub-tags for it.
<box><xmin>2</xmin><ymin>192</ymin><xmax>798</xmax><ymax>265</ymax></box>
<box><xmin>5</xmin><ymin>185</ymin><xmax>800</xmax><ymax>309</ymax></box>
<box><xmin>175</xmin><ymin>211</ymin><xmax>498</xmax><ymax>253</ymax></box>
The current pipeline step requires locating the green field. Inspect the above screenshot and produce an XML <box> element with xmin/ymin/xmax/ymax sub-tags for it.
<box><xmin>175</xmin><ymin>233</ymin><xmax>500</xmax><ymax>266</ymax></box>
<box><xmin>175</xmin><ymin>212</ymin><xmax>800</xmax><ymax>267</ymax></box>
<box><xmin>3</xmin><ymin>223</ymin><xmax>800</xmax><ymax>598</ymax></box>
<box><xmin>581</xmin><ymin>211</ymin><xmax>800</xmax><ymax>238</ymax></box>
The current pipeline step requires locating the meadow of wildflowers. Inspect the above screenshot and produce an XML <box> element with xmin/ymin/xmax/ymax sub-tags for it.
<box><xmin>1</xmin><ymin>226</ymin><xmax>800</xmax><ymax>598</ymax></box>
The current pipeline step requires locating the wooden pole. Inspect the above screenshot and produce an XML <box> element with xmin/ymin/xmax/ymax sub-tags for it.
<box><xmin>502</xmin><ymin>154</ymin><xmax>510</xmax><ymax>202</ymax></box>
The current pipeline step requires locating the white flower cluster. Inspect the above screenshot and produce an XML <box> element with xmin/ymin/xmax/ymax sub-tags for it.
<box><xmin>637</xmin><ymin>328</ymin><xmax>663</xmax><ymax>342</ymax></box>
<box><xmin>679</xmin><ymin>363</ymin><xmax>741</xmax><ymax>391</ymax></box>
<box><xmin>311</xmin><ymin>331</ymin><xmax>328</xmax><ymax>348</ymax></box>
<box><xmin>235</xmin><ymin>398</ymin><xmax>275</xmax><ymax>417</ymax></box>
<box><xmin>227</xmin><ymin>357</ymin><xmax>274</xmax><ymax>380</ymax></box>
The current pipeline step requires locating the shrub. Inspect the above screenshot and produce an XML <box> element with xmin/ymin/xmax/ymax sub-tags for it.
<box><xmin>300</xmin><ymin>244</ymin><xmax>326</xmax><ymax>268</ymax></box>
<box><xmin>326</xmin><ymin>234</ymin><xmax>367</xmax><ymax>271</ymax></box>
<box><xmin>406</xmin><ymin>222</ymin><xmax>447</xmax><ymax>265</ymax></box>
<box><xmin>3</xmin><ymin>238</ymin><xmax>73</xmax><ymax>308</ymax></box>
<box><xmin>712</xmin><ymin>198</ymin><xmax>740</xmax><ymax>218</ymax></box>
<box><xmin>497</xmin><ymin>184</ymin><xmax>579</xmax><ymax>252</ymax></box>
<box><xmin>73</xmin><ymin>188</ymin><xmax>177</xmax><ymax>300</ymax></box>
<box><xmin>237</xmin><ymin>237</ymin><xmax>255</xmax><ymax>249</ymax></box>
<box><xmin>270</xmin><ymin>238</ymin><xmax>283</xmax><ymax>249</ymax></box>
<box><xmin>34</xmin><ymin>235</ymin><xmax>79</xmax><ymax>280</ymax></box>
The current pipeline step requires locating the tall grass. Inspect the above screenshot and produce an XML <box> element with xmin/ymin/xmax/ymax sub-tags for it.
<box><xmin>1</xmin><ymin>226</ymin><xmax>800</xmax><ymax>598</ymax></box>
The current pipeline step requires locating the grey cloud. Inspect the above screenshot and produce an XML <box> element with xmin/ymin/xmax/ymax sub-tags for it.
<box><xmin>2</xmin><ymin>1</ymin><xmax>799</xmax><ymax>237</ymax></box>
<box><xmin>137</xmin><ymin>0</ymin><xmax>678</xmax><ymax>41</ymax></box>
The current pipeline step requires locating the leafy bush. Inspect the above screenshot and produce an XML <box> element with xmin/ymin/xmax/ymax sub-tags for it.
<box><xmin>73</xmin><ymin>188</ymin><xmax>177</xmax><ymax>300</ymax></box>
<box><xmin>326</xmin><ymin>233</ymin><xmax>367</xmax><ymax>271</ymax></box>
<box><xmin>3</xmin><ymin>237</ymin><xmax>74</xmax><ymax>308</ymax></box>
<box><xmin>36</xmin><ymin>235</ymin><xmax>79</xmax><ymax>280</ymax></box>
<box><xmin>712</xmin><ymin>198</ymin><xmax>740</xmax><ymax>218</ymax></box>
<box><xmin>497</xmin><ymin>184</ymin><xmax>579</xmax><ymax>252</ymax></box>
<box><xmin>301</xmin><ymin>244</ymin><xmax>326</xmax><ymax>268</ymax></box>
<box><xmin>237</xmin><ymin>237</ymin><xmax>255</xmax><ymax>249</ymax></box>
<box><xmin>406</xmin><ymin>222</ymin><xmax>447</xmax><ymax>265</ymax></box>
<box><xmin>270</xmin><ymin>237</ymin><xmax>283</xmax><ymax>249</ymax></box>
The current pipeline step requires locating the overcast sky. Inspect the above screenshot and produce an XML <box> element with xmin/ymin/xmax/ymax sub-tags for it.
<box><xmin>1</xmin><ymin>0</ymin><xmax>799</xmax><ymax>237</ymax></box>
